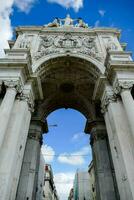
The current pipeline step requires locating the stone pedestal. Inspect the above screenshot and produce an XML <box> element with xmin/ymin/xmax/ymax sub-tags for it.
<box><xmin>16</xmin><ymin>119</ymin><xmax>43</xmax><ymax>200</ymax></box>
<box><xmin>0</xmin><ymin>99</ymin><xmax>31</xmax><ymax>200</ymax></box>
<box><xmin>90</xmin><ymin>120</ymin><xmax>117</xmax><ymax>200</ymax></box>
<box><xmin>105</xmin><ymin>99</ymin><xmax>134</xmax><ymax>200</ymax></box>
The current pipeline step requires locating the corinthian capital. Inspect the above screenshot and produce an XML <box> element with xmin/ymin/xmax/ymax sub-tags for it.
<box><xmin>101</xmin><ymin>87</ymin><xmax>116</xmax><ymax>113</ymax></box>
<box><xmin>113</xmin><ymin>80</ymin><xmax>134</xmax><ymax>95</ymax></box>
<box><xmin>3</xmin><ymin>79</ymin><xmax>23</xmax><ymax>93</ymax></box>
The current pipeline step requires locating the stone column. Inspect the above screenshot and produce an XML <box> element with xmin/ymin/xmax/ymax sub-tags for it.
<box><xmin>114</xmin><ymin>81</ymin><xmax>134</xmax><ymax>140</ymax></box>
<box><xmin>0</xmin><ymin>84</ymin><xmax>17</xmax><ymax>152</ymax></box>
<box><xmin>16</xmin><ymin>119</ymin><xmax>44</xmax><ymax>200</ymax></box>
<box><xmin>102</xmin><ymin>86</ymin><xmax>134</xmax><ymax>200</ymax></box>
<box><xmin>90</xmin><ymin>120</ymin><xmax>117</xmax><ymax>200</ymax></box>
<box><xmin>0</xmin><ymin>97</ymin><xmax>31</xmax><ymax>200</ymax></box>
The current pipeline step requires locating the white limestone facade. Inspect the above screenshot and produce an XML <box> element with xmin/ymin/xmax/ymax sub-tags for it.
<box><xmin>0</xmin><ymin>15</ymin><xmax>134</xmax><ymax>200</ymax></box>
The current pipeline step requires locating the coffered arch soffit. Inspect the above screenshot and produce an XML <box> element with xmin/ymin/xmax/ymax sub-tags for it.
<box><xmin>33</xmin><ymin>55</ymin><xmax>104</xmax><ymax>121</ymax></box>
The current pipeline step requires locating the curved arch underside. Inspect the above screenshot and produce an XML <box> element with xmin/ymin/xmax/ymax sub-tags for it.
<box><xmin>35</xmin><ymin>56</ymin><xmax>103</xmax><ymax>119</ymax></box>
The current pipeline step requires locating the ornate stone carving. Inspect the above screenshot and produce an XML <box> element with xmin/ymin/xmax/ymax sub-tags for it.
<box><xmin>113</xmin><ymin>80</ymin><xmax>134</xmax><ymax>94</ymax></box>
<box><xmin>40</xmin><ymin>36</ymin><xmax>54</xmax><ymax>48</ymax></box>
<box><xmin>17</xmin><ymin>92</ymin><xmax>34</xmax><ymax>112</ymax></box>
<box><xmin>33</xmin><ymin>34</ymin><xmax>103</xmax><ymax>62</ymax></box>
<box><xmin>101</xmin><ymin>88</ymin><xmax>117</xmax><ymax>113</ymax></box>
<box><xmin>106</xmin><ymin>39</ymin><xmax>118</xmax><ymax>51</ymax></box>
<box><xmin>46</xmin><ymin>18</ymin><xmax>60</xmax><ymax>27</ymax></box>
<box><xmin>44</xmin><ymin>15</ymin><xmax>89</xmax><ymax>28</ymax></box>
<box><xmin>54</xmin><ymin>33</ymin><xmax>81</xmax><ymax>48</ymax></box>
<box><xmin>76</xmin><ymin>18</ymin><xmax>88</xmax><ymax>28</ymax></box>
<box><xmin>0</xmin><ymin>79</ymin><xmax>23</xmax><ymax>93</ymax></box>
<box><xmin>19</xmin><ymin>35</ymin><xmax>32</xmax><ymax>49</ymax></box>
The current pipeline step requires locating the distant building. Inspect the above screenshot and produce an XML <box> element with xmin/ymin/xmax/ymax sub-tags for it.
<box><xmin>36</xmin><ymin>153</ymin><xmax>45</xmax><ymax>200</ymax></box>
<box><xmin>68</xmin><ymin>188</ymin><xmax>74</xmax><ymax>200</ymax></box>
<box><xmin>73</xmin><ymin>170</ymin><xmax>92</xmax><ymax>200</ymax></box>
<box><xmin>88</xmin><ymin>161</ymin><xmax>96</xmax><ymax>200</ymax></box>
<box><xmin>43</xmin><ymin>164</ymin><xmax>59</xmax><ymax>200</ymax></box>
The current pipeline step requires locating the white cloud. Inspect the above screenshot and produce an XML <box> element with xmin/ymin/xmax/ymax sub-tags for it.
<box><xmin>47</xmin><ymin>0</ymin><xmax>83</xmax><ymax>12</ymax></box>
<box><xmin>99</xmin><ymin>9</ymin><xmax>106</xmax><ymax>17</ymax></box>
<box><xmin>54</xmin><ymin>172</ymin><xmax>75</xmax><ymax>200</ymax></box>
<box><xmin>0</xmin><ymin>0</ymin><xmax>35</xmax><ymax>57</ymax></box>
<box><xmin>72</xmin><ymin>132</ymin><xmax>83</xmax><ymax>141</ymax></box>
<box><xmin>57</xmin><ymin>146</ymin><xmax>90</xmax><ymax>165</ymax></box>
<box><xmin>41</xmin><ymin>144</ymin><xmax>55</xmax><ymax>163</ymax></box>
<box><xmin>94</xmin><ymin>20</ymin><xmax>100</xmax><ymax>27</ymax></box>
<box><xmin>14</xmin><ymin>0</ymin><xmax>36</xmax><ymax>13</ymax></box>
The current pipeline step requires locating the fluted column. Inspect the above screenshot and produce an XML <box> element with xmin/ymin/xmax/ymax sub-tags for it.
<box><xmin>0</xmin><ymin>82</ymin><xmax>18</xmax><ymax>152</ymax></box>
<box><xmin>102</xmin><ymin>86</ymin><xmax>134</xmax><ymax>200</ymax></box>
<box><xmin>0</xmin><ymin>91</ymin><xmax>32</xmax><ymax>200</ymax></box>
<box><xmin>16</xmin><ymin>119</ymin><xmax>44</xmax><ymax>200</ymax></box>
<box><xmin>90</xmin><ymin>120</ymin><xmax>117</xmax><ymax>200</ymax></box>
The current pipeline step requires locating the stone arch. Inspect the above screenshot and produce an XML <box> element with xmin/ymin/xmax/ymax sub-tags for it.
<box><xmin>33</xmin><ymin>55</ymin><xmax>104</xmax><ymax>124</ymax></box>
<box><xmin>32</xmin><ymin>53</ymin><xmax>105</xmax><ymax>74</ymax></box>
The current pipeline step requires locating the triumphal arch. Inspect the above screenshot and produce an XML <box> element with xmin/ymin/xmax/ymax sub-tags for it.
<box><xmin>0</xmin><ymin>15</ymin><xmax>134</xmax><ymax>200</ymax></box>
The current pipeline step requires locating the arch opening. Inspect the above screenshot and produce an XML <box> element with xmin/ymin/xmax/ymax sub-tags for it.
<box><xmin>42</xmin><ymin>108</ymin><xmax>92</xmax><ymax>199</ymax></box>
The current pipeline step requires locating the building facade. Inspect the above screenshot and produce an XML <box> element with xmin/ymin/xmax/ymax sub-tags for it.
<box><xmin>0</xmin><ymin>15</ymin><xmax>134</xmax><ymax>200</ymax></box>
<box><xmin>74</xmin><ymin>170</ymin><xmax>92</xmax><ymax>200</ymax></box>
<box><xmin>43</xmin><ymin>164</ymin><xmax>59</xmax><ymax>200</ymax></box>
<box><xmin>88</xmin><ymin>161</ymin><xmax>96</xmax><ymax>200</ymax></box>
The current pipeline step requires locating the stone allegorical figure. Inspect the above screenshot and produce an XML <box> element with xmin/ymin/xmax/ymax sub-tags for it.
<box><xmin>60</xmin><ymin>14</ymin><xmax>76</xmax><ymax>26</ymax></box>
<box><xmin>46</xmin><ymin>17</ymin><xmax>60</xmax><ymax>27</ymax></box>
<box><xmin>76</xmin><ymin>18</ymin><xmax>88</xmax><ymax>28</ymax></box>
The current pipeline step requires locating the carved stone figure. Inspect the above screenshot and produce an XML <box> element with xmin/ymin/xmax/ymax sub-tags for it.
<box><xmin>76</xmin><ymin>18</ymin><xmax>88</xmax><ymax>28</ymax></box>
<box><xmin>106</xmin><ymin>39</ymin><xmax>118</xmax><ymax>51</ymax></box>
<box><xmin>46</xmin><ymin>18</ymin><xmax>60</xmax><ymax>27</ymax></box>
<box><xmin>61</xmin><ymin>14</ymin><xmax>74</xmax><ymax>26</ymax></box>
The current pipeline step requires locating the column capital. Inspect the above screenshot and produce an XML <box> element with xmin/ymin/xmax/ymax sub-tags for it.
<box><xmin>101</xmin><ymin>87</ymin><xmax>116</xmax><ymax>114</ymax></box>
<box><xmin>113</xmin><ymin>80</ymin><xmax>134</xmax><ymax>95</ymax></box>
<box><xmin>0</xmin><ymin>79</ymin><xmax>23</xmax><ymax>93</ymax></box>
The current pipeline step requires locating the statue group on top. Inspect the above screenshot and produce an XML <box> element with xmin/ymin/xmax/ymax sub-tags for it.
<box><xmin>45</xmin><ymin>14</ymin><xmax>89</xmax><ymax>28</ymax></box>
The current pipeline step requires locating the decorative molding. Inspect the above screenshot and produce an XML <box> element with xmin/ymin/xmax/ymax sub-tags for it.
<box><xmin>101</xmin><ymin>87</ymin><xmax>117</xmax><ymax>113</ymax></box>
<box><xmin>0</xmin><ymin>79</ymin><xmax>23</xmax><ymax>93</ymax></box>
<box><xmin>45</xmin><ymin>15</ymin><xmax>89</xmax><ymax>28</ymax></box>
<box><xmin>113</xmin><ymin>80</ymin><xmax>134</xmax><ymax>95</ymax></box>
<box><xmin>33</xmin><ymin>34</ymin><xmax>103</xmax><ymax>62</ymax></box>
<box><xmin>17</xmin><ymin>92</ymin><xmax>34</xmax><ymax>112</ymax></box>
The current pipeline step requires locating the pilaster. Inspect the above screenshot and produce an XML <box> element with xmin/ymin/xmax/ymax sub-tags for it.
<box><xmin>101</xmin><ymin>86</ymin><xmax>134</xmax><ymax>200</ymax></box>
<box><xmin>90</xmin><ymin>120</ymin><xmax>117</xmax><ymax>200</ymax></box>
<box><xmin>16</xmin><ymin>118</ymin><xmax>45</xmax><ymax>200</ymax></box>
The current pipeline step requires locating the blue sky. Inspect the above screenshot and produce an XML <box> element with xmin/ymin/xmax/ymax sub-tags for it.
<box><xmin>0</xmin><ymin>0</ymin><xmax>134</xmax><ymax>199</ymax></box>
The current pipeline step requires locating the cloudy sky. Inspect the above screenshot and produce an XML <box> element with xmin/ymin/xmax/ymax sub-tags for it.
<box><xmin>0</xmin><ymin>0</ymin><xmax>134</xmax><ymax>199</ymax></box>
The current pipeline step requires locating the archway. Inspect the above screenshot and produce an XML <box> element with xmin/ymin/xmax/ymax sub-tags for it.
<box><xmin>42</xmin><ymin>108</ymin><xmax>91</xmax><ymax>199</ymax></box>
<box><xmin>1</xmin><ymin>18</ymin><xmax>134</xmax><ymax>200</ymax></box>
